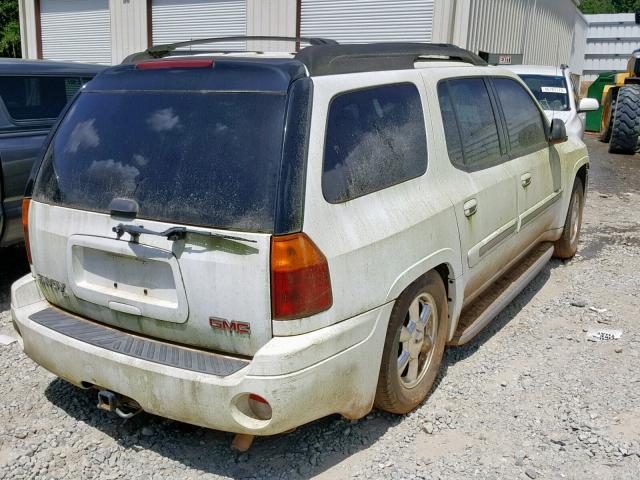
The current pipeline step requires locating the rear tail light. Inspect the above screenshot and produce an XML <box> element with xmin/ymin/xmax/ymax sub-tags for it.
<box><xmin>271</xmin><ymin>233</ymin><xmax>332</xmax><ymax>320</ymax></box>
<box><xmin>22</xmin><ymin>198</ymin><xmax>32</xmax><ymax>264</ymax></box>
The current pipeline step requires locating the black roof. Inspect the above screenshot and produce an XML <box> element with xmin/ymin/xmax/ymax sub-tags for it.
<box><xmin>295</xmin><ymin>43</ymin><xmax>487</xmax><ymax>76</ymax></box>
<box><xmin>0</xmin><ymin>57</ymin><xmax>106</xmax><ymax>76</ymax></box>
<box><xmin>122</xmin><ymin>37</ymin><xmax>487</xmax><ymax>76</ymax></box>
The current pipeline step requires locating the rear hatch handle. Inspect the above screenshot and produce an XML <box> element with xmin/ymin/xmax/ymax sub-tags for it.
<box><xmin>112</xmin><ymin>223</ymin><xmax>256</xmax><ymax>244</ymax></box>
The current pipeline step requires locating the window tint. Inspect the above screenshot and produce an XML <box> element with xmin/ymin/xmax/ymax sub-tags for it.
<box><xmin>438</xmin><ymin>78</ymin><xmax>502</xmax><ymax>170</ymax></box>
<box><xmin>323</xmin><ymin>83</ymin><xmax>427</xmax><ymax>203</ymax></box>
<box><xmin>493</xmin><ymin>78</ymin><xmax>548</xmax><ymax>156</ymax></box>
<box><xmin>437</xmin><ymin>84</ymin><xmax>464</xmax><ymax>169</ymax></box>
<box><xmin>34</xmin><ymin>91</ymin><xmax>287</xmax><ymax>232</ymax></box>
<box><xmin>0</xmin><ymin>76</ymin><xmax>85</xmax><ymax>121</ymax></box>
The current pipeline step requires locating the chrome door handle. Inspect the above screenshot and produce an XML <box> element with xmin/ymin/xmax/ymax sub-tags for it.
<box><xmin>464</xmin><ymin>199</ymin><xmax>478</xmax><ymax>217</ymax></box>
<box><xmin>521</xmin><ymin>173</ymin><xmax>532</xmax><ymax>188</ymax></box>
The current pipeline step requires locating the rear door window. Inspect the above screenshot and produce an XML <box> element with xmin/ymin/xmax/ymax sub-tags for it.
<box><xmin>493</xmin><ymin>78</ymin><xmax>548</xmax><ymax>157</ymax></box>
<box><xmin>322</xmin><ymin>83</ymin><xmax>427</xmax><ymax>203</ymax></box>
<box><xmin>34</xmin><ymin>91</ymin><xmax>287</xmax><ymax>232</ymax></box>
<box><xmin>0</xmin><ymin>76</ymin><xmax>86</xmax><ymax>121</ymax></box>
<box><xmin>438</xmin><ymin>78</ymin><xmax>503</xmax><ymax>171</ymax></box>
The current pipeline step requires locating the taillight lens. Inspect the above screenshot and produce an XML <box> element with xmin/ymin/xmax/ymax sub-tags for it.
<box><xmin>22</xmin><ymin>198</ymin><xmax>32</xmax><ymax>264</ymax></box>
<box><xmin>136</xmin><ymin>59</ymin><xmax>214</xmax><ymax>70</ymax></box>
<box><xmin>271</xmin><ymin>233</ymin><xmax>332</xmax><ymax>320</ymax></box>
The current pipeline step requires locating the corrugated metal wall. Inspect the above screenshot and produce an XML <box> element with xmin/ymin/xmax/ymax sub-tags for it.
<box><xmin>246</xmin><ymin>0</ymin><xmax>297</xmax><ymax>52</ymax></box>
<box><xmin>110</xmin><ymin>0</ymin><xmax>148</xmax><ymax>64</ymax></box>
<box><xmin>571</xmin><ymin>12</ymin><xmax>588</xmax><ymax>75</ymax></box>
<box><xmin>40</xmin><ymin>0</ymin><xmax>112</xmax><ymax>64</ymax></box>
<box><xmin>300</xmin><ymin>0</ymin><xmax>435</xmax><ymax>43</ymax></box>
<box><xmin>465</xmin><ymin>0</ymin><xmax>577</xmax><ymax>66</ymax></box>
<box><xmin>152</xmin><ymin>0</ymin><xmax>247</xmax><ymax>51</ymax></box>
<box><xmin>584</xmin><ymin>14</ymin><xmax>639</xmax><ymax>81</ymax></box>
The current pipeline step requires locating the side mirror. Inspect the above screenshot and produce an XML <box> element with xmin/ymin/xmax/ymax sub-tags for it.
<box><xmin>578</xmin><ymin>97</ymin><xmax>599</xmax><ymax>113</ymax></box>
<box><xmin>549</xmin><ymin>118</ymin><xmax>568</xmax><ymax>144</ymax></box>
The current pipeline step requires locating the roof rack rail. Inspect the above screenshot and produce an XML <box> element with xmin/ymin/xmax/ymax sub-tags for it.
<box><xmin>122</xmin><ymin>36</ymin><xmax>338</xmax><ymax>64</ymax></box>
<box><xmin>294</xmin><ymin>43</ymin><xmax>487</xmax><ymax>76</ymax></box>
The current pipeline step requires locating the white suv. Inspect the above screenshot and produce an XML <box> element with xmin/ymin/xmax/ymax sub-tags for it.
<box><xmin>508</xmin><ymin>64</ymin><xmax>599</xmax><ymax>139</ymax></box>
<box><xmin>11</xmin><ymin>39</ymin><xmax>589</xmax><ymax>441</ymax></box>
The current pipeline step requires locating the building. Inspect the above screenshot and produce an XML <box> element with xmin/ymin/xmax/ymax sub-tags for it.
<box><xmin>583</xmin><ymin>13</ymin><xmax>640</xmax><ymax>82</ymax></box>
<box><xmin>18</xmin><ymin>0</ymin><xmax>583</xmax><ymax>71</ymax></box>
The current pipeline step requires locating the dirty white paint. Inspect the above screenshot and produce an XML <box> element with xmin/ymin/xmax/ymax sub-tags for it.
<box><xmin>12</xmin><ymin>57</ymin><xmax>589</xmax><ymax>436</ymax></box>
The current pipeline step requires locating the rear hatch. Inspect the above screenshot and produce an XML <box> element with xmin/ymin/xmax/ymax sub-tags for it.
<box><xmin>28</xmin><ymin>58</ymin><xmax>310</xmax><ymax>356</ymax></box>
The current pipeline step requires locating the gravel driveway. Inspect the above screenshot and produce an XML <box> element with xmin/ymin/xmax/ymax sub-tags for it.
<box><xmin>1</xmin><ymin>136</ymin><xmax>639</xmax><ymax>480</ymax></box>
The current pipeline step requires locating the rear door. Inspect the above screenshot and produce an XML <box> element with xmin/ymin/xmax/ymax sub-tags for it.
<box><xmin>491</xmin><ymin>77</ymin><xmax>561</xmax><ymax>247</ymax></box>
<box><xmin>29</xmin><ymin>86</ymin><xmax>290</xmax><ymax>356</ymax></box>
<box><xmin>435</xmin><ymin>77</ymin><xmax>519</xmax><ymax>299</ymax></box>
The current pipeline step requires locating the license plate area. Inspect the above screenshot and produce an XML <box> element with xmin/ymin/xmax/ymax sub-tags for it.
<box><xmin>66</xmin><ymin>235</ymin><xmax>188</xmax><ymax>323</ymax></box>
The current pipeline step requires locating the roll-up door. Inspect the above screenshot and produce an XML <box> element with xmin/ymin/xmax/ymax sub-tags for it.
<box><xmin>40</xmin><ymin>0</ymin><xmax>111</xmax><ymax>64</ymax></box>
<box><xmin>301</xmin><ymin>0</ymin><xmax>434</xmax><ymax>44</ymax></box>
<box><xmin>152</xmin><ymin>0</ymin><xmax>247</xmax><ymax>51</ymax></box>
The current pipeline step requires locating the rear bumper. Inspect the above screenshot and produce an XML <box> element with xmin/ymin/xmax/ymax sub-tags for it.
<box><xmin>11</xmin><ymin>274</ymin><xmax>391</xmax><ymax>435</ymax></box>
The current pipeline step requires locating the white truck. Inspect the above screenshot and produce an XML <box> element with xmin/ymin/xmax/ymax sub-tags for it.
<box><xmin>11</xmin><ymin>39</ymin><xmax>589</xmax><ymax>444</ymax></box>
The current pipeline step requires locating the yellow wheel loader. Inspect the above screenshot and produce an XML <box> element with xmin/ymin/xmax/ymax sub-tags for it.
<box><xmin>600</xmin><ymin>50</ymin><xmax>640</xmax><ymax>155</ymax></box>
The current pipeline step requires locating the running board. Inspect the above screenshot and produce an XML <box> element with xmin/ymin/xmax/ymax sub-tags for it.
<box><xmin>449</xmin><ymin>242</ymin><xmax>554</xmax><ymax>346</ymax></box>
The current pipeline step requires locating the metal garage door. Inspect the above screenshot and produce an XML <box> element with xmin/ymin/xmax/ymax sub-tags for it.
<box><xmin>301</xmin><ymin>0</ymin><xmax>435</xmax><ymax>44</ymax></box>
<box><xmin>40</xmin><ymin>0</ymin><xmax>111</xmax><ymax>64</ymax></box>
<box><xmin>152</xmin><ymin>0</ymin><xmax>247</xmax><ymax>51</ymax></box>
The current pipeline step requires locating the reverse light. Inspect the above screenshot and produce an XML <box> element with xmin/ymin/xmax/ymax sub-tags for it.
<box><xmin>22</xmin><ymin>198</ymin><xmax>32</xmax><ymax>264</ymax></box>
<box><xmin>136</xmin><ymin>59</ymin><xmax>215</xmax><ymax>70</ymax></box>
<box><xmin>271</xmin><ymin>233</ymin><xmax>332</xmax><ymax>320</ymax></box>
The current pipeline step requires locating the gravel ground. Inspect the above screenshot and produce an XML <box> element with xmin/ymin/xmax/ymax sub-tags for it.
<box><xmin>1</xmin><ymin>136</ymin><xmax>639</xmax><ymax>480</ymax></box>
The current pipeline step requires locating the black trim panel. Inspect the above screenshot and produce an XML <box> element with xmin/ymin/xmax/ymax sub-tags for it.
<box><xmin>30</xmin><ymin>307</ymin><xmax>249</xmax><ymax>377</ymax></box>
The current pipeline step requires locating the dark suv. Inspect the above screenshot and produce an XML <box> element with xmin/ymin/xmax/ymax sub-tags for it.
<box><xmin>0</xmin><ymin>58</ymin><xmax>103</xmax><ymax>247</ymax></box>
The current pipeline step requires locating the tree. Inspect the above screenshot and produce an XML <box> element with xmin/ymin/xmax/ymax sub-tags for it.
<box><xmin>581</xmin><ymin>0</ymin><xmax>640</xmax><ymax>13</ymax></box>
<box><xmin>0</xmin><ymin>0</ymin><xmax>21</xmax><ymax>58</ymax></box>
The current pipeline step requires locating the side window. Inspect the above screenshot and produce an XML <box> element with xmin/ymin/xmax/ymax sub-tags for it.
<box><xmin>0</xmin><ymin>76</ymin><xmax>84</xmax><ymax>121</ymax></box>
<box><xmin>493</xmin><ymin>78</ymin><xmax>548</xmax><ymax>157</ymax></box>
<box><xmin>437</xmin><ymin>78</ymin><xmax>502</xmax><ymax>171</ymax></box>
<box><xmin>322</xmin><ymin>83</ymin><xmax>427</xmax><ymax>203</ymax></box>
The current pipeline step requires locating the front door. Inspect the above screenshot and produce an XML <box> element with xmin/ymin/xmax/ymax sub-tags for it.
<box><xmin>491</xmin><ymin>77</ymin><xmax>561</xmax><ymax>247</ymax></box>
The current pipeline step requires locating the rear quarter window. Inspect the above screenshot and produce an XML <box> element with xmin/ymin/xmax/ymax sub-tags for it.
<box><xmin>0</xmin><ymin>76</ymin><xmax>86</xmax><ymax>121</ymax></box>
<box><xmin>322</xmin><ymin>83</ymin><xmax>427</xmax><ymax>203</ymax></box>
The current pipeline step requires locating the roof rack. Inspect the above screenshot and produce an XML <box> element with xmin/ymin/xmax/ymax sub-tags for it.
<box><xmin>296</xmin><ymin>43</ymin><xmax>487</xmax><ymax>76</ymax></box>
<box><xmin>122</xmin><ymin>36</ymin><xmax>338</xmax><ymax>64</ymax></box>
<box><xmin>122</xmin><ymin>36</ymin><xmax>487</xmax><ymax>76</ymax></box>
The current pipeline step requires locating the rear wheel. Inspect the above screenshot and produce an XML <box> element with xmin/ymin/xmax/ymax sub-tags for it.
<box><xmin>374</xmin><ymin>271</ymin><xmax>447</xmax><ymax>414</ymax></box>
<box><xmin>554</xmin><ymin>177</ymin><xmax>584</xmax><ymax>259</ymax></box>
<box><xmin>609</xmin><ymin>85</ymin><xmax>640</xmax><ymax>154</ymax></box>
<box><xmin>599</xmin><ymin>90</ymin><xmax>615</xmax><ymax>143</ymax></box>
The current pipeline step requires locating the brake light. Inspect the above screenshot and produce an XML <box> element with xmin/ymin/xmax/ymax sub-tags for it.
<box><xmin>22</xmin><ymin>198</ymin><xmax>32</xmax><ymax>264</ymax></box>
<box><xmin>136</xmin><ymin>59</ymin><xmax>214</xmax><ymax>70</ymax></box>
<box><xmin>271</xmin><ymin>233</ymin><xmax>332</xmax><ymax>320</ymax></box>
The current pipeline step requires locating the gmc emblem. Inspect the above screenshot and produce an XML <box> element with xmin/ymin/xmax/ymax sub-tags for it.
<box><xmin>209</xmin><ymin>317</ymin><xmax>251</xmax><ymax>336</ymax></box>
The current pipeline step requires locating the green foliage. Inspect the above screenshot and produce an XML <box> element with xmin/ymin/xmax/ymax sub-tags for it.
<box><xmin>580</xmin><ymin>0</ymin><xmax>640</xmax><ymax>13</ymax></box>
<box><xmin>0</xmin><ymin>0</ymin><xmax>21</xmax><ymax>58</ymax></box>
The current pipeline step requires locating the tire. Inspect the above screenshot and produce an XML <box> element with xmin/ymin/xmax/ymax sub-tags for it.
<box><xmin>374</xmin><ymin>271</ymin><xmax>448</xmax><ymax>414</ymax></box>
<box><xmin>554</xmin><ymin>177</ymin><xmax>584</xmax><ymax>260</ymax></box>
<box><xmin>609</xmin><ymin>85</ymin><xmax>640</xmax><ymax>154</ymax></box>
<box><xmin>599</xmin><ymin>90</ymin><xmax>615</xmax><ymax>143</ymax></box>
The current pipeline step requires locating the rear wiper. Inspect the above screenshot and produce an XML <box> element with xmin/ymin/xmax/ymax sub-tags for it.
<box><xmin>112</xmin><ymin>223</ymin><xmax>257</xmax><ymax>244</ymax></box>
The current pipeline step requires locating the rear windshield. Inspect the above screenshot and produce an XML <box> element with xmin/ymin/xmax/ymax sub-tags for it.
<box><xmin>519</xmin><ymin>74</ymin><xmax>570</xmax><ymax>112</ymax></box>
<box><xmin>33</xmin><ymin>91</ymin><xmax>287</xmax><ymax>232</ymax></box>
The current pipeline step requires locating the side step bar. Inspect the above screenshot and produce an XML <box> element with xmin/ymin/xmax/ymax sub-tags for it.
<box><xmin>449</xmin><ymin>242</ymin><xmax>554</xmax><ymax>346</ymax></box>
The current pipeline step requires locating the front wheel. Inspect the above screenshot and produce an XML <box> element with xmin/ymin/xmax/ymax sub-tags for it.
<box><xmin>374</xmin><ymin>271</ymin><xmax>448</xmax><ymax>414</ymax></box>
<box><xmin>554</xmin><ymin>177</ymin><xmax>584</xmax><ymax>259</ymax></box>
